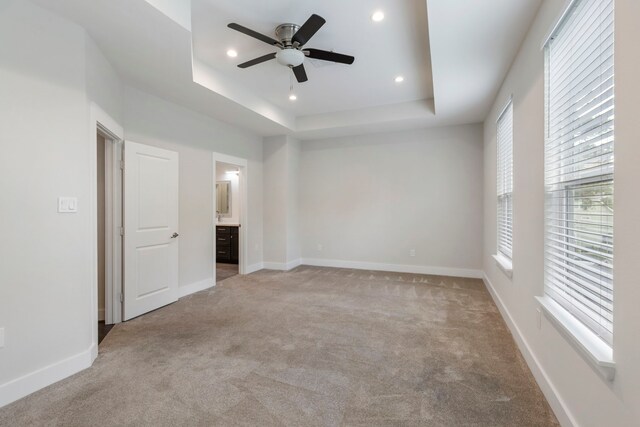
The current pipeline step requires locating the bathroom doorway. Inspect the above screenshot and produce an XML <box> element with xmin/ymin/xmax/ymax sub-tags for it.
<box><xmin>215</xmin><ymin>160</ymin><xmax>243</xmax><ymax>282</ymax></box>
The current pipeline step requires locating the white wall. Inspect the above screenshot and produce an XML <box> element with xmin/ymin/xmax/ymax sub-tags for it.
<box><xmin>85</xmin><ymin>35</ymin><xmax>124</xmax><ymax>127</ymax></box>
<box><xmin>0</xmin><ymin>0</ymin><xmax>264</xmax><ymax>407</ymax></box>
<box><xmin>262</xmin><ymin>135</ymin><xmax>301</xmax><ymax>268</ymax></box>
<box><xmin>123</xmin><ymin>87</ymin><xmax>264</xmax><ymax>287</ymax></box>
<box><xmin>263</xmin><ymin>136</ymin><xmax>288</xmax><ymax>265</ymax></box>
<box><xmin>215</xmin><ymin>163</ymin><xmax>241</xmax><ymax>225</ymax></box>
<box><xmin>299</xmin><ymin>125</ymin><xmax>484</xmax><ymax>277</ymax></box>
<box><xmin>483</xmin><ymin>1</ymin><xmax>640</xmax><ymax>426</ymax></box>
<box><xmin>0</xmin><ymin>0</ymin><xmax>95</xmax><ymax>403</ymax></box>
<box><xmin>287</xmin><ymin>139</ymin><xmax>301</xmax><ymax>263</ymax></box>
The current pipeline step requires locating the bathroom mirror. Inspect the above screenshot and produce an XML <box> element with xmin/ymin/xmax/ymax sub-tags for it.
<box><xmin>216</xmin><ymin>181</ymin><xmax>230</xmax><ymax>215</ymax></box>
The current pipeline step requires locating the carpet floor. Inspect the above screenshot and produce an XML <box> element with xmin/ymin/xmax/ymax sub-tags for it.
<box><xmin>0</xmin><ymin>266</ymin><xmax>558</xmax><ymax>426</ymax></box>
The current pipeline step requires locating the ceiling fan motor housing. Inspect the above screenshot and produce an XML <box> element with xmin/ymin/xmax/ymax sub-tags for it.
<box><xmin>275</xmin><ymin>23</ymin><xmax>300</xmax><ymax>46</ymax></box>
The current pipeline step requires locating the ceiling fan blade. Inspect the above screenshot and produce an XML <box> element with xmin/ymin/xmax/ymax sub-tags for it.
<box><xmin>304</xmin><ymin>48</ymin><xmax>355</xmax><ymax>65</ymax></box>
<box><xmin>292</xmin><ymin>64</ymin><xmax>308</xmax><ymax>83</ymax></box>
<box><xmin>238</xmin><ymin>52</ymin><xmax>277</xmax><ymax>68</ymax></box>
<box><xmin>292</xmin><ymin>14</ymin><xmax>326</xmax><ymax>46</ymax></box>
<box><xmin>228</xmin><ymin>23</ymin><xmax>280</xmax><ymax>46</ymax></box>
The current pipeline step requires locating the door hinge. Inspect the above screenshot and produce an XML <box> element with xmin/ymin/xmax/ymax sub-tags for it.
<box><xmin>120</xmin><ymin>293</ymin><xmax>124</xmax><ymax>303</ymax></box>
<box><xmin>120</xmin><ymin>227</ymin><xmax>124</xmax><ymax>236</ymax></box>
<box><xmin>119</xmin><ymin>159</ymin><xmax>124</xmax><ymax>170</ymax></box>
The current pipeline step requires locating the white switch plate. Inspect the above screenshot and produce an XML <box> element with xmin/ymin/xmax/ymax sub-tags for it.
<box><xmin>0</xmin><ymin>328</ymin><xmax>4</xmax><ymax>348</ymax></box>
<box><xmin>58</xmin><ymin>197</ymin><xmax>78</xmax><ymax>213</ymax></box>
<box><xmin>317</xmin><ymin>244</ymin><xmax>323</xmax><ymax>252</ymax></box>
<box><xmin>409</xmin><ymin>249</ymin><xmax>416</xmax><ymax>257</ymax></box>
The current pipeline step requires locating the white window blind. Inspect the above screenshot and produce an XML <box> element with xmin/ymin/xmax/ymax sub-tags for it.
<box><xmin>497</xmin><ymin>101</ymin><xmax>513</xmax><ymax>260</ymax></box>
<box><xmin>544</xmin><ymin>0</ymin><xmax>614</xmax><ymax>345</ymax></box>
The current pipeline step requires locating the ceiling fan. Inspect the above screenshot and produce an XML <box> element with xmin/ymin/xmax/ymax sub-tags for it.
<box><xmin>227</xmin><ymin>14</ymin><xmax>355</xmax><ymax>83</ymax></box>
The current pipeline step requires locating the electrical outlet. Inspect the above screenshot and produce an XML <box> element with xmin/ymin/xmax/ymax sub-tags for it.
<box><xmin>317</xmin><ymin>244</ymin><xmax>323</xmax><ymax>252</ymax></box>
<box><xmin>536</xmin><ymin>308</ymin><xmax>542</xmax><ymax>330</ymax></box>
<box><xmin>409</xmin><ymin>249</ymin><xmax>416</xmax><ymax>257</ymax></box>
<box><xmin>0</xmin><ymin>328</ymin><xmax>5</xmax><ymax>348</ymax></box>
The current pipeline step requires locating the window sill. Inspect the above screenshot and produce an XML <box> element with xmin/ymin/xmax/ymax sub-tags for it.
<box><xmin>535</xmin><ymin>296</ymin><xmax>615</xmax><ymax>381</ymax></box>
<box><xmin>492</xmin><ymin>254</ymin><xmax>513</xmax><ymax>278</ymax></box>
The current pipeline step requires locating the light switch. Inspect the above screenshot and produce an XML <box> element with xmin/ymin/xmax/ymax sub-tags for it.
<box><xmin>0</xmin><ymin>328</ymin><xmax>4</xmax><ymax>348</ymax></box>
<box><xmin>58</xmin><ymin>197</ymin><xmax>78</xmax><ymax>213</ymax></box>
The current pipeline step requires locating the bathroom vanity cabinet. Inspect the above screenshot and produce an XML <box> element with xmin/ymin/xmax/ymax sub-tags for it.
<box><xmin>216</xmin><ymin>225</ymin><xmax>239</xmax><ymax>264</ymax></box>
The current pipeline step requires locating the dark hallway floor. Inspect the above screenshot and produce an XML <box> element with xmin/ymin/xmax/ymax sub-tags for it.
<box><xmin>216</xmin><ymin>262</ymin><xmax>238</xmax><ymax>282</ymax></box>
<box><xmin>98</xmin><ymin>321</ymin><xmax>114</xmax><ymax>345</ymax></box>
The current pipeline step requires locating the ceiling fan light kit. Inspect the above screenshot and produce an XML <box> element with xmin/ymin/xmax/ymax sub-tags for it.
<box><xmin>276</xmin><ymin>49</ymin><xmax>304</xmax><ymax>67</ymax></box>
<box><xmin>227</xmin><ymin>14</ymin><xmax>355</xmax><ymax>84</ymax></box>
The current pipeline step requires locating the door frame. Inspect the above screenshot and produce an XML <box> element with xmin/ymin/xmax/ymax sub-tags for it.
<box><xmin>101</xmin><ymin>130</ymin><xmax>123</xmax><ymax>326</ymax></box>
<box><xmin>212</xmin><ymin>153</ymin><xmax>249</xmax><ymax>283</ymax></box>
<box><xmin>90</xmin><ymin>104</ymin><xmax>124</xmax><ymax>360</ymax></box>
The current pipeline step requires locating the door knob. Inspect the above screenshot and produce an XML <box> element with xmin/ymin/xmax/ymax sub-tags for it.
<box><xmin>171</xmin><ymin>232</ymin><xmax>179</xmax><ymax>239</ymax></box>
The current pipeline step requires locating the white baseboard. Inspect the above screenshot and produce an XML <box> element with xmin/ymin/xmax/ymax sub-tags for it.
<box><xmin>245</xmin><ymin>262</ymin><xmax>264</xmax><ymax>274</ymax></box>
<box><xmin>0</xmin><ymin>344</ymin><xmax>94</xmax><ymax>408</ymax></box>
<box><xmin>482</xmin><ymin>274</ymin><xmax>576</xmax><ymax>427</ymax></box>
<box><xmin>178</xmin><ymin>278</ymin><xmax>214</xmax><ymax>299</ymax></box>
<box><xmin>300</xmin><ymin>258</ymin><xmax>483</xmax><ymax>279</ymax></box>
<box><xmin>90</xmin><ymin>342</ymin><xmax>98</xmax><ymax>362</ymax></box>
<box><xmin>98</xmin><ymin>308</ymin><xmax>105</xmax><ymax>322</ymax></box>
<box><xmin>262</xmin><ymin>262</ymin><xmax>284</xmax><ymax>270</ymax></box>
<box><xmin>287</xmin><ymin>259</ymin><xmax>302</xmax><ymax>270</ymax></box>
<box><xmin>263</xmin><ymin>259</ymin><xmax>302</xmax><ymax>271</ymax></box>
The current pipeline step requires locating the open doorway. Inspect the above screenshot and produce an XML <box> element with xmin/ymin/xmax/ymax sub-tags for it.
<box><xmin>96</xmin><ymin>127</ymin><xmax>123</xmax><ymax>344</ymax></box>
<box><xmin>215</xmin><ymin>161</ymin><xmax>241</xmax><ymax>282</ymax></box>
<box><xmin>213</xmin><ymin>153</ymin><xmax>249</xmax><ymax>283</ymax></box>
<box><xmin>97</xmin><ymin>132</ymin><xmax>112</xmax><ymax>343</ymax></box>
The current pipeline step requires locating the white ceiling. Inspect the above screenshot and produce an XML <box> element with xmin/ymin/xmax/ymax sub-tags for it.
<box><xmin>428</xmin><ymin>0</ymin><xmax>542</xmax><ymax>122</ymax></box>
<box><xmin>191</xmin><ymin>0</ymin><xmax>433</xmax><ymax>117</ymax></box>
<box><xmin>30</xmin><ymin>0</ymin><xmax>541</xmax><ymax>140</ymax></box>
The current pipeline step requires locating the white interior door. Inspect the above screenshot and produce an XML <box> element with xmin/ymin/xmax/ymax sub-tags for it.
<box><xmin>123</xmin><ymin>141</ymin><xmax>179</xmax><ymax>321</ymax></box>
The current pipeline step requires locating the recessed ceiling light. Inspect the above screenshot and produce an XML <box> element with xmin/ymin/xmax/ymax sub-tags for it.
<box><xmin>226</xmin><ymin>49</ymin><xmax>238</xmax><ymax>58</ymax></box>
<box><xmin>394</xmin><ymin>75</ymin><xmax>404</xmax><ymax>83</ymax></box>
<box><xmin>289</xmin><ymin>94</ymin><xmax>297</xmax><ymax>101</ymax></box>
<box><xmin>371</xmin><ymin>11</ymin><xmax>385</xmax><ymax>22</ymax></box>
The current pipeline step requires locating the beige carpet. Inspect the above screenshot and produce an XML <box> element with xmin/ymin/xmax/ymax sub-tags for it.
<box><xmin>0</xmin><ymin>266</ymin><xmax>558</xmax><ymax>426</ymax></box>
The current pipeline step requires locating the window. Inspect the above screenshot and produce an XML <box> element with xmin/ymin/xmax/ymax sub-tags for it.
<box><xmin>544</xmin><ymin>0</ymin><xmax>614</xmax><ymax>345</ymax></box>
<box><xmin>497</xmin><ymin>101</ymin><xmax>514</xmax><ymax>261</ymax></box>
